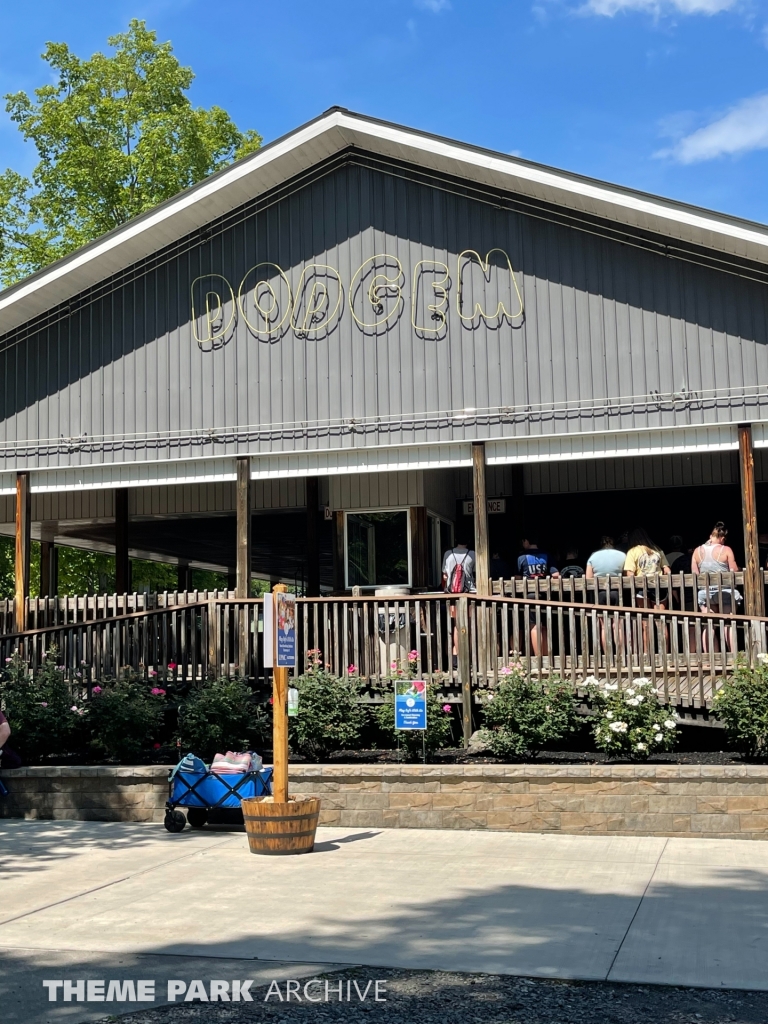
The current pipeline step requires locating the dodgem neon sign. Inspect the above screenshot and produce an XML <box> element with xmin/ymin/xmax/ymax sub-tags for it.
<box><xmin>191</xmin><ymin>249</ymin><xmax>524</xmax><ymax>349</ymax></box>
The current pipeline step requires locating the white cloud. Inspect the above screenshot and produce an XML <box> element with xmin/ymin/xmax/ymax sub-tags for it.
<box><xmin>583</xmin><ymin>0</ymin><xmax>736</xmax><ymax>14</ymax></box>
<box><xmin>659</xmin><ymin>93</ymin><xmax>768</xmax><ymax>163</ymax></box>
<box><xmin>415</xmin><ymin>0</ymin><xmax>451</xmax><ymax>11</ymax></box>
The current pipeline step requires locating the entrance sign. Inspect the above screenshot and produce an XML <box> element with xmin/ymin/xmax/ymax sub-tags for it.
<box><xmin>463</xmin><ymin>498</ymin><xmax>506</xmax><ymax>515</ymax></box>
<box><xmin>275</xmin><ymin>592</ymin><xmax>297</xmax><ymax>668</ymax></box>
<box><xmin>395</xmin><ymin>680</ymin><xmax>427</xmax><ymax>730</ymax></box>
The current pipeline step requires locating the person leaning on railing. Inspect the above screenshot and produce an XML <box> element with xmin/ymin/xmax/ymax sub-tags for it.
<box><xmin>586</xmin><ymin>536</ymin><xmax>626</xmax><ymax>653</ymax></box>
<box><xmin>691</xmin><ymin>521</ymin><xmax>740</xmax><ymax>653</ymax></box>
<box><xmin>623</xmin><ymin>528</ymin><xmax>672</xmax><ymax>653</ymax></box>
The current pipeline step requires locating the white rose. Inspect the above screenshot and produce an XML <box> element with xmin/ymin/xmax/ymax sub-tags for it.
<box><xmin>606</xmin><ymin>711</ymin><xmax>614</xmax><ymax>720</ymax></box>
<box><xmin>584</xmin><ymin>675</ymin><xmax>598</xmax><ymax>687</ymax></box>
<box><xmin>605</xmin><ymin>682</ymin><xmax>619</xmax><ymax>692</ymax></box>
<box><xmin>758</xmin><ymin>652</ymin><xmax>768</xmax><ymax>665</ymax></box>
<box><xmin>664</xmin><ymin>719</ymin><xmax>676</xmax><ymax>730</ymax></box>
<box><xmin>627</xmin><ymin>697</ymin><xmax>640</xmax><ymax>706</ymax></box>
<box><xmin>654</xmin><ymin>733</ymin><xmax>663</xmax><ymax>742</ymax></box>
<box><xmin>635</xmin><ymin>677</ymin><xmax>650</xmax><ymax>686</ymax></box>
<box><xmin>625</xmin><ymin>689</ymin><xmax>636</xmax><ymax>698</ymax></box>
<box><xmin>652</xmin><ymin>724</ymin><xmax>660</xmax><ymax>731</ymax></box>
<box><xmin>635</xmin><ymin>742</ymin><xmax>646</xmax><ymax>751</ymax></box>
<box><xmin>609</xmin><ymin>721</ymin><xmax>628</xmax><ymax>733</ymax></box>
<box><xmin>635</xmin><ymin>694</ymin><xmax>645</xmax><ymax>703</ymax></box>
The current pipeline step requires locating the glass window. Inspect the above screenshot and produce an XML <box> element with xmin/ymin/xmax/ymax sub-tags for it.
<box><xmin>345</xmin><ymin>511</ymin><xmax>410</xmax><ymax>588</ymax></box>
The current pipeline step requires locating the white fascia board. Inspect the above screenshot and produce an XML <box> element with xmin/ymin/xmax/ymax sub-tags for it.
<box><xmin>337</xmin><ymin>113</ymin><xmax>768</xmax><ymax>260</ymax></box>
<box><xmin>249</xmin><ymin>443</ymin><xmax>472</xmax><ymax>480</ymax></box>
<box><xmin>26</xmin><ymin>457</ymin><xmax>237</xmax><ymax>493</ymax></box>
<box><xmin>487</xmin><ymin>424</ymin><xmax>738</xmax><ymax>465</ymax></box>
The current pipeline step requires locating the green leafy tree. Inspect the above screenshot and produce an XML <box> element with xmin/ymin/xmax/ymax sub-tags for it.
<box><xmin>0</xmin><ymin>19</ymin><xmax>261</xmax><ymax>285</ymax></box>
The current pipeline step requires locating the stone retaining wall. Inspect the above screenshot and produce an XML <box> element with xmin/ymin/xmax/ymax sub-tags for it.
<box><xmin>2</xmin><ymin>763</ymin><xmax>767</xmax><ymax>838</ymax></box>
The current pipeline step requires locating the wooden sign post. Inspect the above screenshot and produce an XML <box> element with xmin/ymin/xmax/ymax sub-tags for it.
<box><xmin>271</xmin><ymin>583</ymin><xmax>289</xmax><ymax>804</ymax></box>
<box><xmin>242</xmin><ymin>583</ymin><xmax>320</xmax><ymax>855</ymax></box>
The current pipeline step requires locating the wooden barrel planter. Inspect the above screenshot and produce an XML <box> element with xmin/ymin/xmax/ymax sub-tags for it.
<box><xmin>241</xmin><ymin>796</ymin><xmax>320</xmax><ymax>855</ymax></box>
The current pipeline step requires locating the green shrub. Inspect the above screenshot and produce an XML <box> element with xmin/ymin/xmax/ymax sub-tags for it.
<box><xmin>0</xmin><ymin>651</ymin><xmax>85</xmax><ymax>762</ymax></box>
<box><xmin>480</xmin><ymin>667</ymin><xmax>578</xmax><ymax>759</ymax></box>
<box><xmin>87</xmin><ymin>678</ymin><xmax>166</xmax><ymax>761</ymax></box>
<box><xmin>178</xmin><ymin>677</ymin><xmax>268</xmax><ymax>761</ymax></box>
<box><xmin>589</xmin><ymin>676</ymin><xmax>677</xmax><ymax>760</ymax></box>
<box><xmin>713</xmin><ymin>655</ymin><xmax>768</xmax><ymax>757</ymax></box>
<box><xmin>289</xmin><ymin>652</ymin><xmax>366</xmax><ymax>760</ymax></box>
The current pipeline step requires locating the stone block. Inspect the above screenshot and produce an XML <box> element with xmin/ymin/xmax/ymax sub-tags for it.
<box><xmin>690</xmin><ymin>813</ymin><xmax>743</xmax><ymax>833</ymax></box>
<box><xmin>387</xmin><ymin>793</ymin><xmax>433</xmax><ymax>808</ymax></box>
<box><xmin>647</xmin><ymin>795</ymin><xmax>699</xmax><ymax>814</ymax></box>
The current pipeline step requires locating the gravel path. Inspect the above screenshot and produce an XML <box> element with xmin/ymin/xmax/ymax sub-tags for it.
<box><xmin>99</xmin><ymin>968</ymin><xmax>768</xmax><ymax>1024</ymax></box>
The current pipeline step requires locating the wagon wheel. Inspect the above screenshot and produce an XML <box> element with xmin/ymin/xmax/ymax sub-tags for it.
<box><xmin>186</xmin><ymin>807</ymin><xmax>208</xmax><ymax>829</ymax></box>
<box><xmin>163</xmin><ymin>810</ymin><xmax>186</xmax><ymax>833</ymax></box>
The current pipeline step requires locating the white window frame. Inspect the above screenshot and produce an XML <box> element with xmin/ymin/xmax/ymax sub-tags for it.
<box><xmin>343</xmin><ymin>507</ymin><xmax>412</xmax><ymax>590</ymax></box>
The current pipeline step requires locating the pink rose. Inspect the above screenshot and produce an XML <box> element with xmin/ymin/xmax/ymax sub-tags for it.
<box><xmin>347</xmin><ymin>664</ymin><xmax>358</xmax><ymax>673</ymax></box>
<box><xmin>167</xmin><ymin>662</ymin><xmax>177</xmax><ymax>670</ymax></box>
<box><xmin>442</xmin><ymin>704</ymin><xmax>452</xmax><ymax>713</ymax></box>
<box><xmin>92</xmin><ymin>686</ymin><xmax>102</xmax><ymax>694</ymax></box>
<box><xmin>408</xmin><ymin>650</ymin><xmax>419</xmax><ymax>662</ymax></box>
<box><xmin>40</xmin><ymin>702</ymin><xmax>48</xmax><ymax>708</ymax></box>
<box><xmin>412</xmin><ymin>680</ymin><xmax>425</xmax><ymax>693</ymax></box>
<box><xmin>151</xmin><ymin>687</ymin><xmax>166</xmax><ymax>697</ymax></box>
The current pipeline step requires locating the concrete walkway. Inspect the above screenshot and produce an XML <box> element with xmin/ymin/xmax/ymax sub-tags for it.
<box><xmin>2</xmin><ymin>820</ymin><xmax>768</xmax><ymax>1021</ymax></box>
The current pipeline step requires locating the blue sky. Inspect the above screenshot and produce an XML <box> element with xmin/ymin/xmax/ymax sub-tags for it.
<box><xmin>0</xmin><ymin>1</ymin><xmax>767</xmax><ymax>221</ymax></box>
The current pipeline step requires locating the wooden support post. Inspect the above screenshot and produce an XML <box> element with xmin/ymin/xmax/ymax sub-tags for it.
<box><xmin>472</xmin><ymin>442</ymin><xmax>490</xmax><ymax>596</ymax></box>
<box><xmin>306</xmin><ymin>476</ymin><xmax>320</xmax><ymax>597</ymax></box>
<box><xmin>272</xmin><ymin>583</ymin><xmax>289</xmax><ymax>803</ymax></box>
<box><xmin>457</xmin><ymin>596</ymin><xmax>472</xmax><ymax>747</ymax></box>
<box><xmin>409</xmin><ymin>506</ymin><xmax>429</xmax><ymax>589</ymax></box>
<box><xmin>115</xmin><ymin>488</ymin><xmax>130</xmax><ymax>594</ymax></box>
<box><xmin>739</xmin><ymin>424</ymin><xmax>764</xmax><ymax>617</ymax></box>
<box><xmin>14</xmin><ymin>472</ymin><xmax>31</xmax><ymax>633</ymax></box>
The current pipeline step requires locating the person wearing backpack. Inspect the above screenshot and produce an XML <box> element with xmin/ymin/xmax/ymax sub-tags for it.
<box><xmin>442</xmin><ymin>537</ymin><xmax>476</xmax><ymax>665</ymax></box>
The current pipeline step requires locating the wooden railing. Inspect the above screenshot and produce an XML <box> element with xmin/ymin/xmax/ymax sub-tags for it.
<box><xmin>2</xmin><ymin>592</ymin><xmax>767</xmax><ymax>725</ymax></box>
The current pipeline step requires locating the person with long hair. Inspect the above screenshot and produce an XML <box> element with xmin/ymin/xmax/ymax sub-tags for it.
<box><xmin>692</xmin><ymin>522</ymin><xmax>740</xmax><ymax>652</ymax></box>
<box><xmin>624</xmin><ymin>528</ymin><xmax>672</xmax><ymax>653</ymax></box>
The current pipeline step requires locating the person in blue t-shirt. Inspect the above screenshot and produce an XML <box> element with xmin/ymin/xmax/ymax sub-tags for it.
<box><xmin>586</xmin><ymin>535</ymin><xmax>627</xmax><ymax>652</ymax></box>
<box><xmin>517</xmin><ymin>536</ymin><xmax>559</xmax><ymax>657</ymax></box>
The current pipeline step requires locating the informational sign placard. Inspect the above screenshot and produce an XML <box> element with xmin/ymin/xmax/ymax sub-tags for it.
<box><xmin>395</xmin><ymin>680</ymin><xmax>427</xmax><ymax>730</ymax></box>
<box><xmin>275</xmin><ymin>592</ymin><xmax>297</xmax><ymax>668</ymax></box>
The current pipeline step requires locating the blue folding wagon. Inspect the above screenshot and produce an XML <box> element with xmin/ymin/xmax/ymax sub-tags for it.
<box><xmin>165</xmin><ymin>761</ymin><xmax>273</xmax><ymax>832</ymax></box>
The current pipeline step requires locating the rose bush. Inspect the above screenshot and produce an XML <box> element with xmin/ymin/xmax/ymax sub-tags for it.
<box><xmin>480</xmin><ymin>664</ymin><xmax>578</xmax><ymax>759</ymax></box>
<box><xmin>588</xmin><ymin>677</ymin><xmax>677</xmax><ymax>760</ymax></box>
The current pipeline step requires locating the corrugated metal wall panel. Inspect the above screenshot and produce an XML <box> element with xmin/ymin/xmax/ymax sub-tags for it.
<box><xmin>2</xmin><ymin>159</ymin><xmax>768</xmax><ymax>477</ymax></box>
<box><xmin>524</xmin><ymin>451</ymin><xmax>741</xmax><ymax>495</ymax></box>
<box><xmin>330</xmin><ymin>471</ymin><xmax>423</xmax><ymax>511</ymax></box>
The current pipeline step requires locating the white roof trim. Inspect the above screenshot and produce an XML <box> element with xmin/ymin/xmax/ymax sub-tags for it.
<box><xmin>1</xmin><ymin>108</ymin><xmax>767</xmax><ymax>336</ymax></box>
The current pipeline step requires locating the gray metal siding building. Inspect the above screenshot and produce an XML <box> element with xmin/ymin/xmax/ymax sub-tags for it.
<box><xmin>0</xmin><ymin>109</ymin><xmax>767</xmax><ymax>593</ymax></box>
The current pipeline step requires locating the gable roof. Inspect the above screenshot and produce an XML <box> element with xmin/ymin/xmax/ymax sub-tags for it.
<box><xmin>1</xmin><ymin>106</ymin><xmax>768</xmax><ymax>336</ymax></box>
